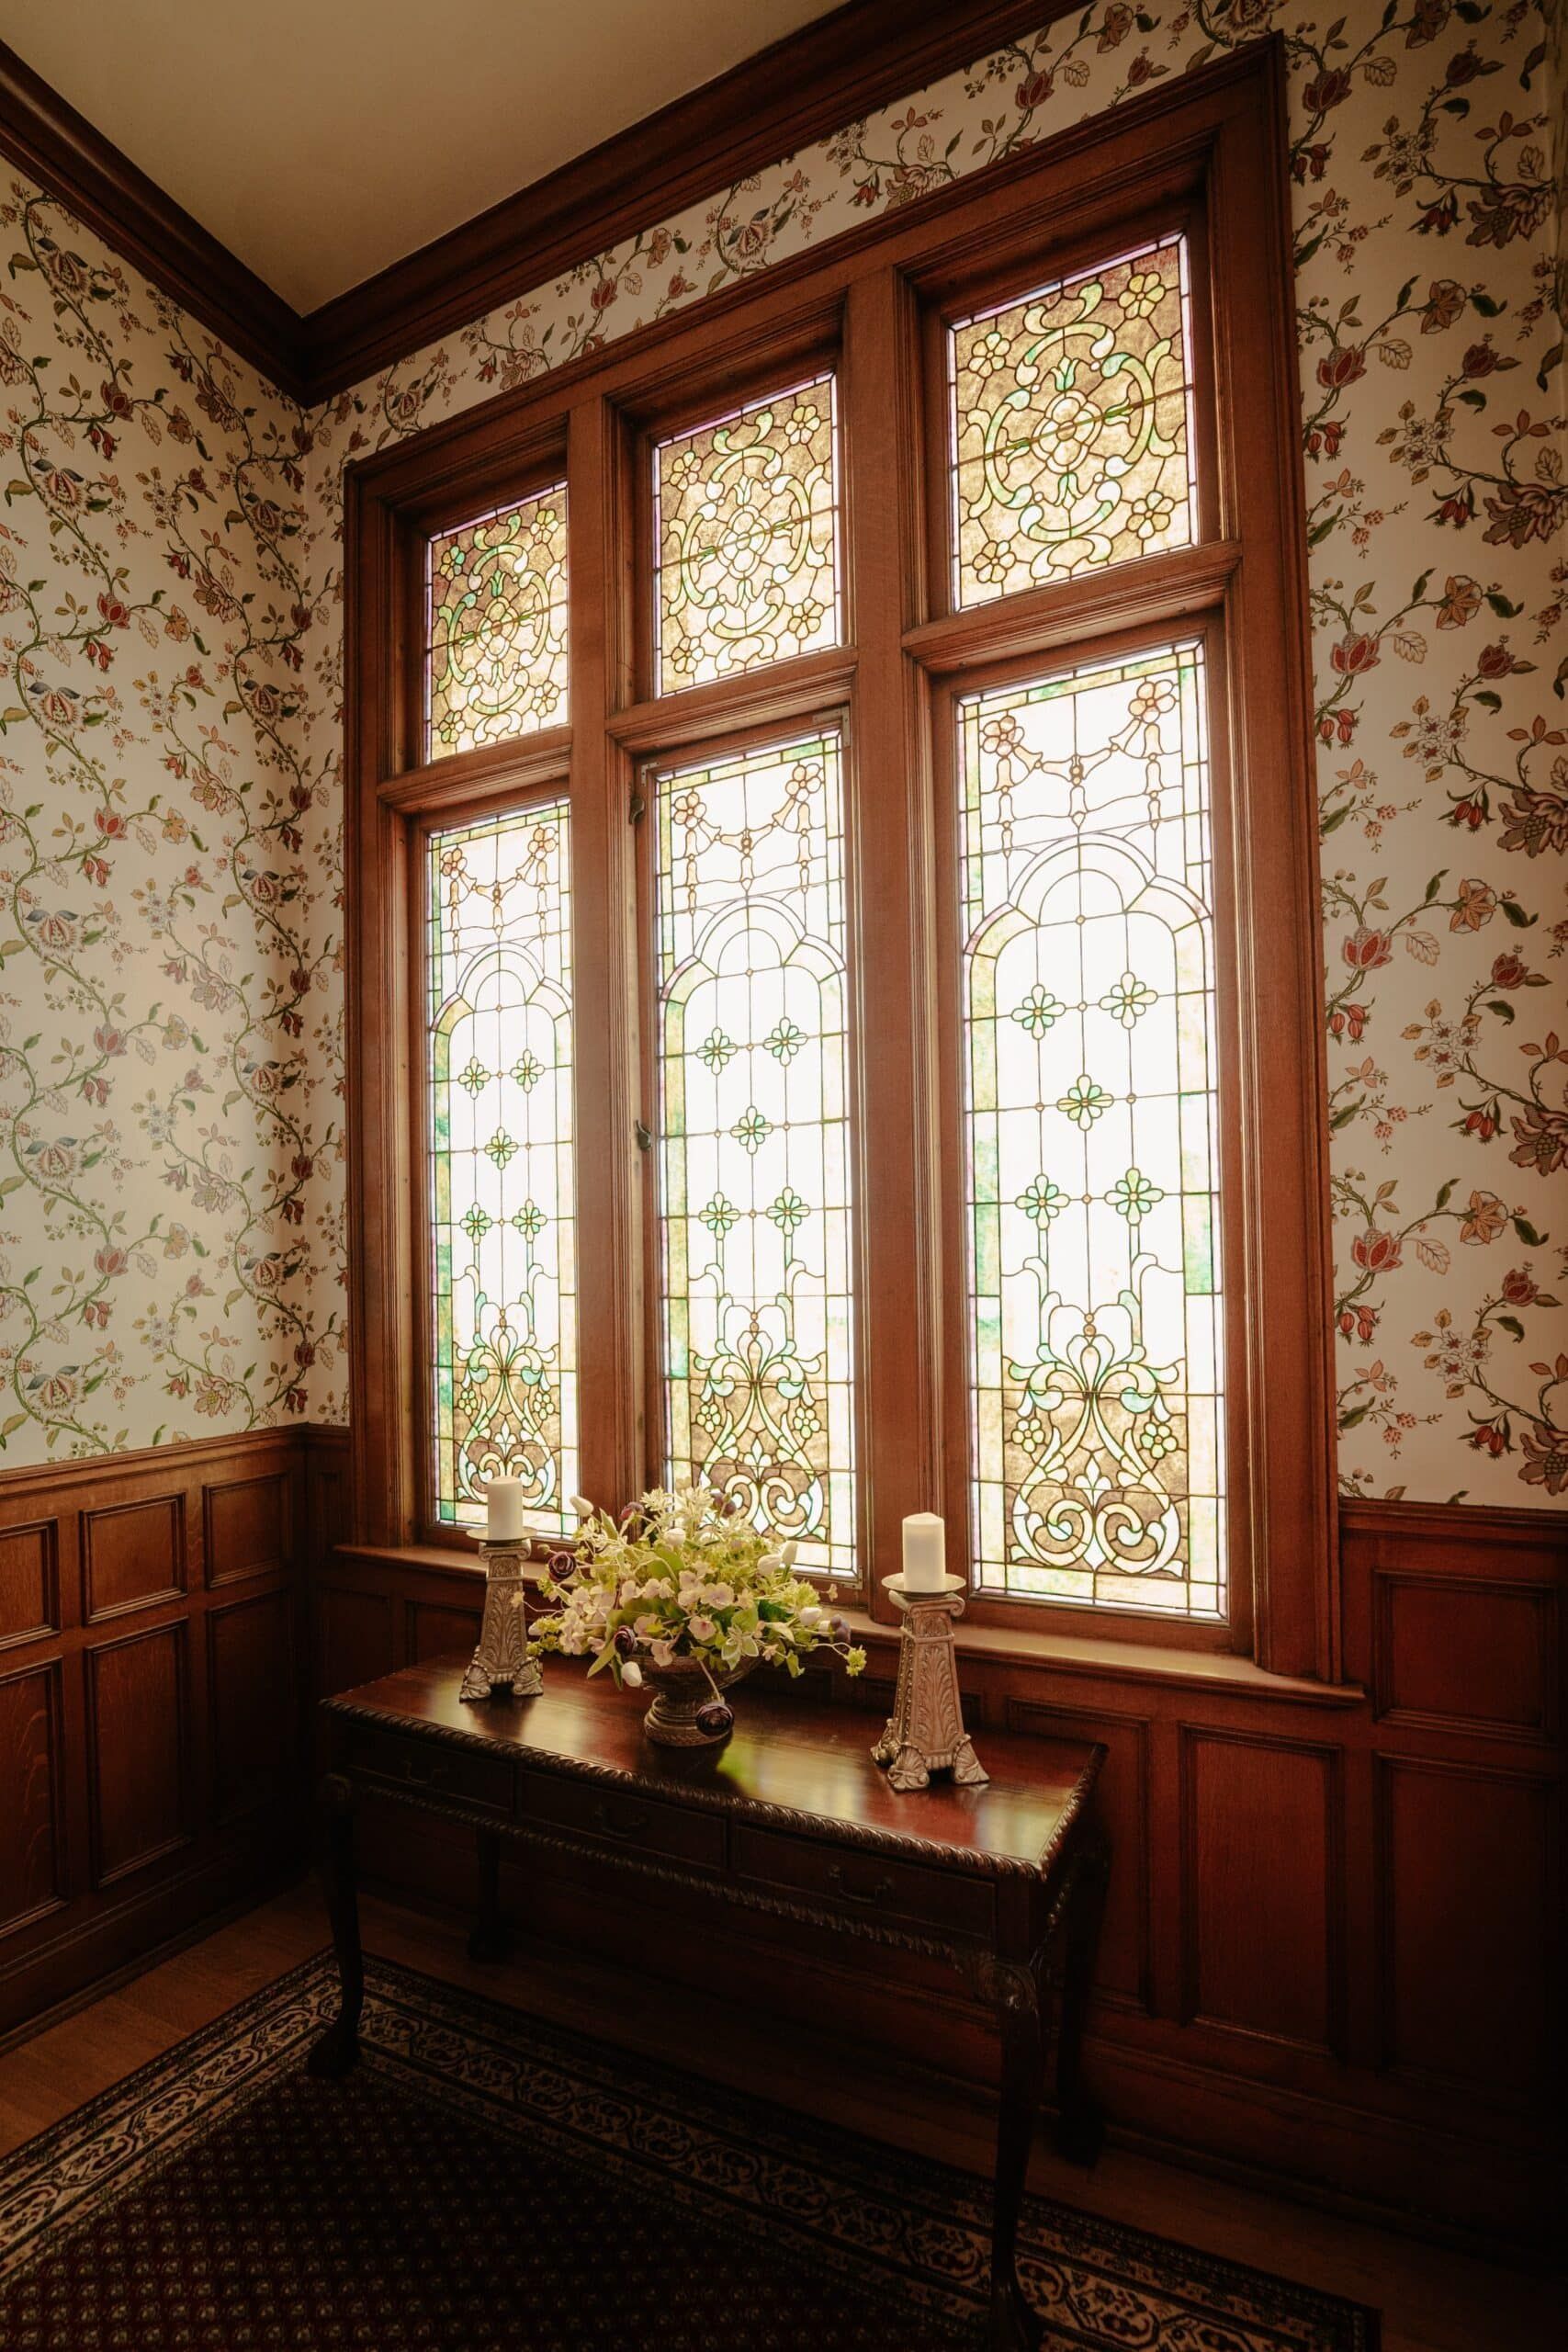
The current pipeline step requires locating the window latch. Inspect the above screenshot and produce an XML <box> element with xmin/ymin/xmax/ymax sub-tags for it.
<box><xmin>635</xmin><ymin>1119</ymin><xmax>654</xmax><ymax>1153</ymax></box>
<box><xmin>629</xmin><ymin>788</ymin><xmax>646</xmax><ymax>824</ymax></box>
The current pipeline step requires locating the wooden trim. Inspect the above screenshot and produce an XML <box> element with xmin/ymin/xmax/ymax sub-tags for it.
<box><xmin>301</xmin><ymin>0</ymin><xmax>1078</xmax><ymax>400</ymax></box>
<box><xmin>1339</xmin><ymin>1495</ymin><xmax>1568</xmax><ymax>1551</ymax></box>
<box><xmin>0</xmin><ymin>37</ymin><xmax>305</xmax><ymax>399</ymax></box>
<box><xmin>345</xmin><ymin>41</ymin><xmax>1336</xmax><ymax>1663</ymax></box>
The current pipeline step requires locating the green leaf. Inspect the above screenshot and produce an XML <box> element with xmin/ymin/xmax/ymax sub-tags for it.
<box><xmin>1474</xmin><ymin>688</ymin><xmax>1502</xmax><ymax>710</ymax></box>
<box><xmin>1320</xmin><ymin>802</ymin><xmax>1353</xmax><ymax>835</ymax></box>
<box><xmin>1512</xmin><ymin>1216</ymin><xmax>1543</xmax><ymax>1247</ymax></box>
<box><xmin>1496</xmin><ymin>1315</ymin><xmax>1525</xmax><ymax>1340</ymax></box>
<box><xmin>1499</xmin><ymin>898</ymin><xmax>1534</xmax><ymax>927</ymax></box>
<box><xmin>1436</xmin><ymin>1180</ymin><xmax>1454</xmax><ymax>1209</ymax></box>
<box><xmin>1485</xmin><ymin>592</ymin><xmax>1522</xmax><ymax>618</ymax></box>
<box><xmin>1338</xmin><ymin>1403</ymin><xmax>1371</xmax><ymax>1430</ymax></box>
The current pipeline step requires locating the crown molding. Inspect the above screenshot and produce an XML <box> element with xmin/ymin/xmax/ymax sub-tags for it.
<box><xmin>0</xmin><ymin>36</ymin><xmax>307</xmax><ymax>401</ymax></box>
<box><xmin>2</xmin><ymin>2</ymin><xmax>1074</xmax><ymax>408</ymax></box>
<box><xmin>301</xmin><ymin>0</ymin><xmax>1074</xmax><ymax>399</ymax></box>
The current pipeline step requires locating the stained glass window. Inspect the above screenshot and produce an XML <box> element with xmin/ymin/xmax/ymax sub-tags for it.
<box><xmin>653</xmin><ymin>730</ymin><xmax>856</xmax><ymax>1575</ymax></box>
<box><xmin>426</xmin><ymin>486</ymin><xmax>569</xmax><ymax>758</ymax></box>
<box><xmin>949</xmin><ymin>234</ymin><xmax>1196</xmax><ymax>607</ymax></box>
<box><xmin>427</xmin><ymin>799</ymin><xmax>576</xmax><ymax>1534</ymax></box>
<box><xmin>653</xmin><ymin>377</ymin><xmax>840</xmax><ymax>695</ymax></box>
<box><xmin>959</xmin><ymin>640</ymin><xmax>1225</xmax><ymax>1617</ymax></box>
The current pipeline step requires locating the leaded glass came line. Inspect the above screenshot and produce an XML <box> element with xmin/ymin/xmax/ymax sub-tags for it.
<box><xmin>959</xmin><ymin>642</ymin><xmax>1225</xmax><ymax>1617</ymax></box>
<box><xmin>426</xmin><ymin>486</ymin><xmax>570</xmax><ymax>757</ymax></box>
<box><xmin>653</xmin><ymin>731</ymin><xmax>856</xmax><ymax>1577</ymax></box>
<box><xmin>653</xmin><ymin>377</ymin><xmax>841</xmax><ymax>695</ymax></box>
<box><xmin>426</xmin><ymin>801</ymin><xmax>577</xmax><ymax>1534</ymax></box>
<box><xmin>948</xmin><ymin>234</ymin><xmax>1197</xmax><ymax>607</ymax></box>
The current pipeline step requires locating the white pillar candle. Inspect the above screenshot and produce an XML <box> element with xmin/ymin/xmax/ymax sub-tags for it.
<box><xmin>901</xmin><ymin>1511</ymin><xmax>947</xmax><ymax>1591</ymax></box>
<box><xmin>486</xmin><ymin>1480</ymin><xmax>525</xmax><ymax>1544</ymax></box>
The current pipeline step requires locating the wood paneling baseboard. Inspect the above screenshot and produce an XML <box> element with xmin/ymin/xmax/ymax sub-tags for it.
<box><xmin>1</xmin><ymin>1433</ymin><xmax>1558</xmax><ymax>2247</ymax></box>
<box><xmin>312</xmin><ymin>1491</ymin><xmax>1564</xmax><ymax>2250</ymax></box>
<box><xmin>0</xmin><ymin>1424</ymin><xmax>334</xmax><ymax>2034</ymax></box>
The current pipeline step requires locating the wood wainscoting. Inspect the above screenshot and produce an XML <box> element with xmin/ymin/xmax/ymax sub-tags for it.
<box><xmin>0</xmin><ymin>1423</ymin><xmax>330</xmax><ymax>2039</ymax></box>
<box><xmin>313</xmin><ymin>1490</ymin><xmax>1563</xmax><ymax>2251</ymax></box>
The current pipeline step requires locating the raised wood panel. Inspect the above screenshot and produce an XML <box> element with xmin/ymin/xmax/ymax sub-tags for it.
<box><xmin>208</xmin><ymin>1589</ymin><xmax>298</xmax><ymax>1826</ymax></box>
<box><xmin>203</xmin><ymin>1471</ymin><xmax>290</xmax><ymax>1590</ymax></box>
<box><xmin>1377</xmin><ymin>1755</ymin><xmax>1555</xmax><ymax>2102</ymax></box>
<box><xmin>316</xmin><ymin>1584</ymin><xmax>396</xmax><ymax>1698</ymax></box>
<box><xmin>80</xmin><ymin>1493</ymin><xmax>186</xmax><ymax>1624</ymax></box>
<box><xmin>85</xmin><ymin>1621</ymin><xmax>191</xmax><ymax>1888</ymax></box>
<box><xmin>1006</xmin><ymin>1696</ymin><xmax>1150</xmax><ymax>2011</ymax></box>
<box><xmin>1181</xmin><ymin>1728</ymin><xmax>1342</xmax><ymax>2056</ymax></box>
<box><xmin>405</xmin><ymin>1600</ymin><xmax>482</xmax><ymax>1666</ymax></box>
<box><xmin>0</xmin><ymin>1660</ymin><xmax>63</xmax><ymax>1936</ymax></box>
<box><xmin>1375</xmin><ymin>1574</ymin><xmax>1557</xmax><ymax>1744</ymax></box>
<box><xmin>0</xmin><ymin>1520</ymin><xmax>58</xmax><ymax>1650</ymax></box>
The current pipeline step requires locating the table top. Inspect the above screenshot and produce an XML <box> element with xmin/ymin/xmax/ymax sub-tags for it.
<box><xmin>323</xmin><ymin>1657</ymin><xmax>1101</xmax><ymax>1880</ymax></box>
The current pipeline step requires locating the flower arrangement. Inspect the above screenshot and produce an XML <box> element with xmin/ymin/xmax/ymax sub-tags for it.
<box><xmin>532</xmin><ymin>1483</ymin><xmax>866</xmax><ymax>1743</ymax></box>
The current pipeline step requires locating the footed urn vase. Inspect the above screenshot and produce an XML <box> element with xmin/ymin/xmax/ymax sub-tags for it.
<box><xmin>638</xmin><ymin>1657</ymin><xmax>754</xmax><ymax>1747</ymax></box>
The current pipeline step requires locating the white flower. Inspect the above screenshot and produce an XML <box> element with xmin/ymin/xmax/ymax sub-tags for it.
<box><xmin>798</xmin><ymin>1603</ymin><xmax>822</xmax><ymax>1625</ymax></box>
<box><xmin>780</xmin><ymin>1540</ymin><xmax>798</xmax><ymax>1566</ymax></box>
<box><xmin>703</xmin><ymin>1580</ymin><xmax>736</xmax><ymax>1608</ymax></box>
<box><xmin>569</xmin><ymin>1493</ymin><xmax>593</xmax><ymax>1517</ymax></box>
<box><xmin>758</xmin><ymin>1552</ymin><xmax>783</xmax><ymax>1572</ymax></box>
<box><xmin>620</xmin><ymin>1659</ymin><xmax>644</xmax><ymax>1689</ymax></box>
<box><xmin>649</xmin><ymin>1637</ymin><xmax>676</xmax><ymax>1668</ymax></box>
<box><xmin>687</xmin><ymin>1612</ymin><xmax>717</xmax><ymax>1645</ymax></box>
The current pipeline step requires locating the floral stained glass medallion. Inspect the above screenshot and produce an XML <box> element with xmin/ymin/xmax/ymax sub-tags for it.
<box><xmin>427</xmin><ymin>800</ymin><xmax>576</xmax><ymax>1534</ymax></box>
<box><xmin>654</xmin><ymin>731</ymin><xmax>856</xmax><ymax>1576</ymax></box>
<box><xmin>959</xmin><ymin>641</ymin><xmax>1225</xmax><ymax>1617</ymax></box>
<box><xmin>426</xmin><ymin>486</ymin><xmax>569</xmax><ymax>758</ymax></box>
<box><xmin>949</xmin><ymin>234</ymin><xmax>1197</xmax><ymax>607</ymax></box>
<box><xmin>654</xmin><ymin>377</ymin><xmax>840</xmax><ymax>695</ymax></box>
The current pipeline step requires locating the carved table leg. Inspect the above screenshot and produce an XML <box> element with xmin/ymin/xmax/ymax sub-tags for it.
<box><xmin>308</xmin><ymin>1772</ymin><xmax>363</xmax><ymax>2078</ymax></box>
<box><xmin>1052</xmin><ymin>1827</ymin><xmax>1110</xmax><ymax>2165</ymax></box>
<box><xmin>986</xmin><ymin>1959</ymin><xmax>1044</xmax><ymax>2352</ymax></box>
<box><xmin>468</xmin><ymin>1826</ymin><xmax>512</xmax><ymax>1962</ymax></box>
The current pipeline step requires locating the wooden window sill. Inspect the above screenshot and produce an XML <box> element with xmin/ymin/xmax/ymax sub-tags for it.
<box><xmin>834</xmin><ymin>1606</ymin><xmax>1364</xmax><ymax>1707</ymax></box>
<box><xmin>332</xmin><ymin>1545</ymin><xmax>1362</xmax><ymax>1707</ymax></box>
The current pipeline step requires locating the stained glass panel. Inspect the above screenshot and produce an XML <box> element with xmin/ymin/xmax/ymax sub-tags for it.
<box><xmin>959</xmin><ymin>641</ymin><xmax>1225</xmax><ymax>1617</ymax></box>
<box><xmin>654</xmin><ymin>731</ymin><xmax>856</xmax><ymax>1576</ymax></box>
<box><xmin>653</xmin><ymin>377</ymin><xmax>840</xmax><ymax>695</ymax></box>
<box><xmin>949</xmin><ymin>234</ymin><xmax>1196</xmax><ymax>607</ymax></box>
<box><xmin>427</xmin><ymin>799</ymin><xmax>576</xmax><ymax>1534</ymax></box>
<box><xmin>426</xmin><ymin>486</ymin><xmax>569</xmax><ymax>758</ymax></box>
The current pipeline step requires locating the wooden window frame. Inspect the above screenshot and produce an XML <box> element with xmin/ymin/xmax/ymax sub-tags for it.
<box><xmin>344</xmin><ymin>40</ymin><xmax>1339</xmax><ymax>1680</ymax></box>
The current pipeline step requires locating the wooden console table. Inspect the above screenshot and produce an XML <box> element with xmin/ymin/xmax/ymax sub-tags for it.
<box><xmin>310</xmin><ymin>1658</ymin><xmax>1107</xmax><ymax>2352</ymax></box>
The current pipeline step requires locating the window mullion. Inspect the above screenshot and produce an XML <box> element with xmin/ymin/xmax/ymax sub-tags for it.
<box><xmin>568</xmin><ymin>394</ymin><xmax>645</xmax><ymax>1515</ymax></box>
<box><xmin>842</xmin><ymin>269</ymin><xmax>940</xmax><ymax>1620</ymax></box>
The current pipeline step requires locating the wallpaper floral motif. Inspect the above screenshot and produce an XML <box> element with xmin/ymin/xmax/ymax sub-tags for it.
<box><xmin>0</xmin><ymin>190</ymin><xmax>342</xmax><ymax>1453</ymax></box>
<box><xmin>1</xmin><ymin>0</ymin><xmax>1562</xmax><ymax>1509</ymax></box>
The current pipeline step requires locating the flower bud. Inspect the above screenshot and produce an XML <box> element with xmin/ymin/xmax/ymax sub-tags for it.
<box><xmin>780</xmin><ymin>1540</ymin><xmax>797</xmax><ymax>1566</ymax></box>
<box><xmin>569</xmin><ymin>1494</ymin><xmax>593</xmax><ymax>1518</ymax></box>
<box><xmin>620</xmin><ymin>1658</ymin><xmax>644</xmax><ymax>1689</ymax></box>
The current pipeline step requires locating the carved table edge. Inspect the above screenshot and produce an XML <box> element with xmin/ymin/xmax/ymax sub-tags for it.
<box><xmin>321</xmin><ymin>1691</ymin><xmax>1107</xmax><ymax>1883</ymax></box>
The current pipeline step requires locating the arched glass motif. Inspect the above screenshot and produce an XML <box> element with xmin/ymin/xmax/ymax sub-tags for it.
<box><xmin>959</xmin><ymin>642</ymin><xmax>1225</xmax><ymax>1617</ymax></box>
<box><xmin>426</xmin><ymin>801</ymin><xmax>576</xmax><ymax>1534</ymax></box>
<box><xmin>949</xmin><ymin>235</ymin><xmax>1196</xmax><ymax>607</ymax></box>
<box><xmin>426</xmin><ymin>486</ymin><xmax>569</xmax><ymax>757</ymax></box>
<box><xmin>653</xmin><ymin>377</ymin><xmax>840</xmax><ymax>695</ymax></box>
<box><xmin>654</xmin><ymin>731</ymin><xmax>856</xmax><ymax>1576</ymax></box>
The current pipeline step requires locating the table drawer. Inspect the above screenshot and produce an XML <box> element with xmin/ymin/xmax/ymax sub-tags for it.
<box><xmin>731</xmin><ymin>1824</ymin><xmax>994</xmax><ymax>1941</ymax></box>
<box><xmin>521</xmin><ymin>1771</ymin><xmax>727</xmax><ymax>1872</ymax></box>
<box><xmin>346</xmin><ymin>1728</ymin><xmax>515</xmax><ymax>1818</ymax></box>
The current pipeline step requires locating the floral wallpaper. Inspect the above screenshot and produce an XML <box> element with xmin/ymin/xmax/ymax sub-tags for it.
<box><xmin>1</xmin><ymin>0</ymin><xmax>1562</xmax><ymax>1508</ymax></box>
<box><xmin>0</xmin><ymin>189</ymin><xmax>343</xmax><ymax>1455</ymax></box>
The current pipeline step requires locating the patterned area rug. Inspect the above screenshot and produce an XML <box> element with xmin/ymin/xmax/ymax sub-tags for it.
<box><xmin>0</xmin><ymin>1954</ymin><xmax>1377</xmax><ymax>2350</ymax></box>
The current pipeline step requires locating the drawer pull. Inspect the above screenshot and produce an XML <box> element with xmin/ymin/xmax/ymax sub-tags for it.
<box><xmin>593</xmin><ymin>1801</ymin><xmax>650</xmax><ymax>1840</ymax></box>
<box><xmin>827</xmin><ymin>1861</ymin><xmax>895</xmax><ymax>1905</ymax></box>
<box><xmin>401</xmin><ymin>1757</ymin><xmax>449</xmax><ymax>1788</ymax></box>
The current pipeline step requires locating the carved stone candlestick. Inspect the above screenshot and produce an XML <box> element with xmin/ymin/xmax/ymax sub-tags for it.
<box><xmin>459</xmin><ymin>1540</ymin><xmax>543</xmax><ymax>1703</ymax></box>
<box><xmin>871</xmin><ymin>1575</ymin><xmax>987</xmax><ymax>1793</ymax></box>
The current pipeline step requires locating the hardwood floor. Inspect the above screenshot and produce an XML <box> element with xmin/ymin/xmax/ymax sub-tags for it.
<box><xmin>0</xmin><ymin>1880</ymin><xmax>1559</xmax><ymax>2352</ymax></box>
